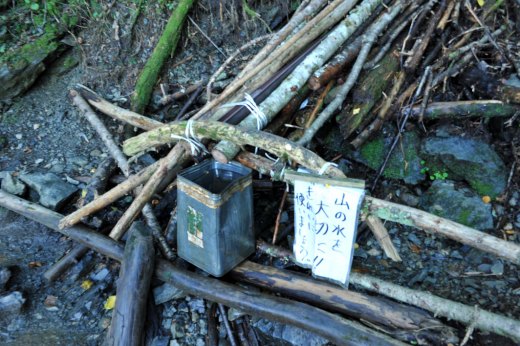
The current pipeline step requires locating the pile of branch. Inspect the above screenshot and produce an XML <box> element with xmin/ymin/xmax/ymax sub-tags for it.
<box><xmin>3</xmin><ymin>0</ymin><xmax>520</xmax><ymax>344</ymax></box>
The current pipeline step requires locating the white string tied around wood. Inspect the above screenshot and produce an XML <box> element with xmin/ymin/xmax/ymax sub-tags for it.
<box><xmin>170</xmin><ymin>119</ymin><xmax>208</xmax><ymax>155</ymax></box>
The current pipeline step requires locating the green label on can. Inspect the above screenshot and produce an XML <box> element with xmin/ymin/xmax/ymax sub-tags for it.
<box><xmin>187</xmin><ymin>205</ymin><xmax>203</xmax><ymax>248</ymax></box>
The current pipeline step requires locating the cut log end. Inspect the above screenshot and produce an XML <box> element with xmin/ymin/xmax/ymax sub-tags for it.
<box><xmin>211</xmin><ymin>148</ymin><xmax>230</xmax><ymax>164</ymax></box>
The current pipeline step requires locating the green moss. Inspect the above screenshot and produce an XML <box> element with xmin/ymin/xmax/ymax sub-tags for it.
<box><xmin>1</xmin><ymin>112</ymin><xmax>19</xmax><ymax>125</ymax></box>
<box><xmin>458</xmin><ymin>209</ymin><xmax>472</xmax><ymax>226</ymax></box>
<box><xmin>360</xmin><ymin>137</ymin><xmax>385</xmax><ymax>168</ymax></box>
<box><xmin>468</xmin><ymin>180</ymin><xmax>495</xmax><ymax>198</ymax></box>
<box><xmin>131</xmin><ymin>0</ymin><xmax>195</xmax><ymax>114</ymax></box>
<box><xmin>359</xmin><ymin>132</ymin><xmax>422</xmax><ymax>183</ymax></box>
<box><xmin>1</xmin><ymin>25</ymin><xmax>58</xmax><ymax>69</ymax></box>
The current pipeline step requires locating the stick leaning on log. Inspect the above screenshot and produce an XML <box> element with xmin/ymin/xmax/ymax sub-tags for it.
<box><xmin>0</xmin><ymin>190</ymin><xmax>406</xmax><ymax>346</ymax></box>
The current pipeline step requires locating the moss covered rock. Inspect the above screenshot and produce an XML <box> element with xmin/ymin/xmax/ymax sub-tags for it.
<box><xmin>420</xmin><ymin>136</ymin><xmax>506</xmax><ymax>198</ymax></box>
<box><xmin>420</xmin><ymin>180</ymin><xmax>493</xmax><ymax>231</ymax></box>
<box><xmin>357</xmin><ymin>131</ymin><xmax>424</xmax><ymax>184</ymax></box>
<box><xmin>0</xmin><ymin>26</ymin><xmax>61</xmax><ymax>100</ymax></box>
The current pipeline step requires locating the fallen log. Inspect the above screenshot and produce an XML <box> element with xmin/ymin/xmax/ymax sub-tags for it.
<box><xmin>131</xmin><ymin>0</ymin><xmax>194</xmax><ymax>113</ymax></box>
<box><xmin>230</xmin><ymin>261</ymin><xmax>457</xmax><ymax>344</ymax></box>
<box><xmin>106</xmin><ymin>222</ymin><xmax>154</xmax><ymax>346</ymax></box>
<box><xmin>336</xmin><ymin>34</ymin><xmax>400</xmax><ymax>139</ymax></box>
<box><xmin>256</xmin><ymin>241</ymin><xmax>520</xmax><ymax>344</ymax></box>
<box><xmin>402</xmin><ymin>100</ymin><xmax>520</xmax><ymax>119</ymax></box>
<box><xmin>0</xmin><ymin>191</ymin><xmax>406</xmax><ymax>346</ymax></box>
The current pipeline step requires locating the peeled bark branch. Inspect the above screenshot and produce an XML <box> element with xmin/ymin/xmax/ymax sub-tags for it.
<box><xmin>350</xmin><ymin>273</ymin><xmax>520</xmax><ymax>343</ymax></box>
<box><xmin>76</xmin><ymin>85</ymin><xmax>164</xmax><ymax>131</ymax></box>
<box><xmin>235</xmin><ymin>151</ymin><xmax>520</xmax><ymax>265</ymax></box>
<box><xmin>70</xmin><ymin>90</ymin><xmax>130</xmax><ymax>176</ymax></box>
<box><xmin>59</xmin><ymin>160</ymin><xmax>161</xmax><ymax>229</ymax></box>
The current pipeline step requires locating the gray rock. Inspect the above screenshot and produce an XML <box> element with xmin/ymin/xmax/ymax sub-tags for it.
<box><xmin>253</xmin><ymin>318</ymin><xmax>329</xmax><ymax>346</ymax></box>
<box><xmin>0</xmin><ymin>291</ymin><xmax>25</xmax><ymax>319</ymax></box>
<box><xmin>491</xmin><ymin>261</ymin><xmax>504</xmax><ymax>275</ymax></box>
<box><xmin>0</xmin><ymin>267</ymin><xmax>11</xmax><ymax>290</ymax></box>
<box><xmin>1</xmin><ymin>173</ymin><xmax>26</xmax><ymax>196</ymax></box>
<box><xmin>477</xmin><ymin>264</ymin><xmax>492</xmax><ymax>273</ymax></box>
<box><xmin>420</xmin><ymin>181</ymin><xmax>493</xmax><ymax>231</ymax></box>
<box><xmin>407</xmin><ymin>233</ymin><xmax>422</xmax><ymax>246</ymax></box>
<box><xmin>153</xmin><ymin>283</ymin><xmax>185</xmax><ymax>305</ymax></box>
<box><xmin>19</xmin><ymin>172</ymin><xmax>78</xmax><ymax>210</ymax></box>
<box><xmin>400</xmin><ymin>192</ymin><xmax>420</xmax><ymax>207</ymax></box>
<box><xmin>421</xmin><ymin>136</ymin><xmax>506</xmax><ymax>198</ymax></box>
<box><xmin>450</xmin><ymin>251</ymin><xmax>463</xmax><ymax>260</ymax></box>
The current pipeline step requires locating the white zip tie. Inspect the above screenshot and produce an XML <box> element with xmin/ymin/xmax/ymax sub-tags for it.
<box><xmin>318</xmin><ymin>162</ymin><xmax>338</xmax><ymax>175</ymax></box>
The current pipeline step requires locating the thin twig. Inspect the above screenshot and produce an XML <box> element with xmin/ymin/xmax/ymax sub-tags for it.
<box><xmin>370</xmin><ymin>66</ymin><xmax>432</xmax><ymax>191</ymax></box>
<box><xmin>272</xmin><ymin>189</ymin><xmax>288</xmax><ymax>245</ymax></box>
<box><xmin>207</xmin><ymin>34</ymin><xmax>271</xmax><ymax>102</ymax></box>
<box><xmin>218</xmin><ymin>304</ymin><xmax>238</xmax><ymax>346</ymax></box>
<box><xmin>188</xmin><ymin>16</ymin><xmax>227</xmax><ymax>58</ymax></box>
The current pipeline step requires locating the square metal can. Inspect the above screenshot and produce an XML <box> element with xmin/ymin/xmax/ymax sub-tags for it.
<box><xmin>177</xmin><ymin>159</ymin><xmax>254</xmax><ymax>277</ymax></box>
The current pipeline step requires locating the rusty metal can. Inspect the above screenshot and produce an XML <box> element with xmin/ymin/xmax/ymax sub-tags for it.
<box><xmin>177</xmin><ymin>159</ymin><xmax>254</xmax><ymax>277</ymax></box>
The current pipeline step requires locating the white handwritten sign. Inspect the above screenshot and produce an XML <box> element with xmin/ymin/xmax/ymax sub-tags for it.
<box><xmin>292</xmin><ymin>171</ymin><xmax>365</xmax><ymax>286</ymax></box>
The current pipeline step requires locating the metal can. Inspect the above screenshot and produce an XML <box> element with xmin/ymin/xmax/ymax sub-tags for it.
<box><xmin>177</xmin><ymin>159</ymin><xmax>254</xmax><ymax>277</ymax></box>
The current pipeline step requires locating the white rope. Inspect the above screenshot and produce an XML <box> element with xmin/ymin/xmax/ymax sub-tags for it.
<box><xmin>170</xmin><ymin>119</ymin><xmax>208</xmax><ymax>155</ymax></box>
<box><xmin>264</xmin><ymin>152</ymin><xmax>279</xmax><ymax>163</ymax></box>
<box><xmin>318</xmin><ymin>162</ymin><xmax>338</xmax><ymax>175</ymax></box>
<box><xmin>220</xmin><ymin>93</ymin><xmax>268</xmax><ymax>130</ymax></box>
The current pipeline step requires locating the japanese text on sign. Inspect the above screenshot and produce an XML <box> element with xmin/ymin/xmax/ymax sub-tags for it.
<box><xmin>293</xmin><ymin>177</ymin><xmax>365</xmax><ymax>286</ymax></box>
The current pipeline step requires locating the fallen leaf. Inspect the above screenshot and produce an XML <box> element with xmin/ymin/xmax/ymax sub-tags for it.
<box><xmin>477</xmin><ymin>0</ymin><xmax>485</xmax><ymax>7</ymax></box>
<box><xmin>104</xmin><ymin>295</ymin><xmax>116</xmax><ymax>310</ymax></box>
<box><xmin>81</xmin><ymin>280</ymin><xmax>93</xmax><ymax>290</ymax></box>
<box><xmin>28</xmin><ymin>261</ymin><xmax>42</xmax><ymax>268</ymax></box>
<box><xmin>44</xmin><ymin>295</ymin><xmax>58</xmax><ymax>307</ymax></box>
<box><xmin>352</xmin><ymin>108</ymin><xmax>360</xmax><ymax>115</ymax></box>
<box><xmin>409</xmin><ymin>244</ymin><xmax>421</xmax><ymax>254</ymax></box>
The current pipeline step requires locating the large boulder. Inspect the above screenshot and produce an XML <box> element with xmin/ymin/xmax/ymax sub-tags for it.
<box><xmin>420</xmin><ymin>180</ymin><xmax>493</xmax><ymax>231</ymax></box>
<box><xmin>19</xmin><ymin>172</ymin><xmax>77</xmax><ymax>210</ymax></box>
<box><xmin>420</xmin><ymin>136</ymin><xmax>506</xmax><ymax>198</ymax></box>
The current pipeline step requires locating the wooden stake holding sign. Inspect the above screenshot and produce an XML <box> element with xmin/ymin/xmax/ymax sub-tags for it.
<box><xmin>285</xmin><ymin>170</ymin><xmax>365</xmax><ymax>286</ymax></box>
